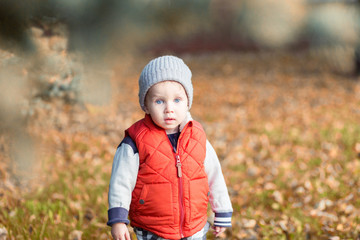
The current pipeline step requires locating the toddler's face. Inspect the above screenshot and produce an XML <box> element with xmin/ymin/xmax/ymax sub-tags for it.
<box><xmin>144</xmin><ymin>81</ymin><xmax>189</xmax><ymax>134</ymax></box>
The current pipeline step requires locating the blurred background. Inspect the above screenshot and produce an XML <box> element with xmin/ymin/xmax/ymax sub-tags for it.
<box><xmin>1</xmin><ymin>0</ymin><xmax>360</xmax><ymax>239</ymax></box>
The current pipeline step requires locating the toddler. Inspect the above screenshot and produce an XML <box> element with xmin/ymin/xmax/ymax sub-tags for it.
<box><xmin>107</xmin><ymin>56</ymin><xmax>233</xmax><ymax>240</ymax></box>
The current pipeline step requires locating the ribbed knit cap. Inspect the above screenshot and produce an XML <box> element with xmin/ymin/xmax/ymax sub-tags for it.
<box><xmin>138</xmin><ymin>55</ymin><xmax>193</xmax><ymax>111</ymax></box>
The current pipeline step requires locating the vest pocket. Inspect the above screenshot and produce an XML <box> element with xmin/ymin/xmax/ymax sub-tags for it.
<box><xmin>189</xmin><ymin>177</ymin><xmax>209</xmax><ymax>223</ymax></box>
<box><xmin>134</xmin><ymin>182</ymin><xmax>174</xmax><ymax>225</ymax></box>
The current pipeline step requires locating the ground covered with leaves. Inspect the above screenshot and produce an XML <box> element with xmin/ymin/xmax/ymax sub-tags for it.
<box><xmin>1</xmin><ymin>51</ymin><xmax>360</xmax><ymax>239</ymax></box>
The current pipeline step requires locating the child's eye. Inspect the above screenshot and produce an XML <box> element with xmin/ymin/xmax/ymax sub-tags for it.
<box><xmin>174</xmin><ymin>98</ymin><xmax>181</xmax><ymax>103</ymax></box>
<box><xmin>155</xmin><ymin>100</ymin><xmax>164</xmax><ymax>104</ymax></box>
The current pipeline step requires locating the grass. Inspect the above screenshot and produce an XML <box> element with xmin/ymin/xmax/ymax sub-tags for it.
<box><xmin>225</xmin><ymin>118</ymin><xmax>360</xmax><ymax>239</ymax></box>
<box><xmin>1</xmin><ymin>153</ymin><xmax>111</xmax><ymax>240</ymax></box>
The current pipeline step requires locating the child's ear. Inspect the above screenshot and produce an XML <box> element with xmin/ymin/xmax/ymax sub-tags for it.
<box><xmin>144</xmin><ymin>105</ymin><xmax>150</xmax><ymax>114</ymax></box>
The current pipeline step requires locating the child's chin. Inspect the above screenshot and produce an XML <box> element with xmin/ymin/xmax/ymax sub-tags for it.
<box><xmin>165</xmin><ymin>127</ymin><xmax>178</xmax><ymax>134</ymax></box>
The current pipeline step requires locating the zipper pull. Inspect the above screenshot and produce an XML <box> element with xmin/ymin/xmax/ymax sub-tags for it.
<box><xmin>176</xmin><ymin>155</ymin><xmax>182</xmax><ymax>178</ymax></box>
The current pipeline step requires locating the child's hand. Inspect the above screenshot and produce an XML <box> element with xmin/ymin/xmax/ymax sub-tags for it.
<box><xmin>213</xmin><ymin>226</ymin><xmax>226</xmax><ymax>238</ymax></box>
<box><xmin>111</xmin><ymin>223</ymin><xmax>131</xmax><ymax>240</ymax></box>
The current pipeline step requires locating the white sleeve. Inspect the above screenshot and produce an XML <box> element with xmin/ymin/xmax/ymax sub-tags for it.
<box><xmin>108</xmin><ymin>142</ymin><xmax>139</xmax><ymax>210</ymax></box>
<box><xmin>205</xmin><ymin>139</ymin><xmax>233</xmax><ymax>213</ymax></box>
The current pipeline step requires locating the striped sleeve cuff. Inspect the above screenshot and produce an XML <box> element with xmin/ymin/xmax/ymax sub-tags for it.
<box><xmin>214</xmin><ymin>212</ymin><xmax>232</xmax><ymax>227</ymax></box>
<box><xmin>107</xmin><ymin>207</ymin><xmax>130</xmax><ymax>226</ymax></box>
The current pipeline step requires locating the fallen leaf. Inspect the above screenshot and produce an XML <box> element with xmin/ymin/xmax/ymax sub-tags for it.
<box><xmin>243</xmin><ymin>219</ymin><xmax>257</xmax><ymax>228</ymax></box>
<box><xmin>69</xmin><ymin>230</ymin><xmax>82</xmax><ymax>240</ymax></box>
<box><xmin>0</xmin><ymin>227</ymin><xmax>8</xmax><ymax>240</ymax></box>
<box><xmin>272</xmin><ymin>190</ymin><xmax>284</xmax><ymax>204</ymax></box>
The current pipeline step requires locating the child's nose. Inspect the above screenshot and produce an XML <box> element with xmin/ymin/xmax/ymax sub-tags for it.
<box><xmin>165</xmin><ymin>102</ymin><xmax>174</xmax><ymax>113</ymax></box>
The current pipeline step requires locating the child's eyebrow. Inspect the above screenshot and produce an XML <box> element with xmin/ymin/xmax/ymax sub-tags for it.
<box><xmin>149</xmin><ymin>94</ymin><xmax>164</xmax><ymax>99</ymax></box>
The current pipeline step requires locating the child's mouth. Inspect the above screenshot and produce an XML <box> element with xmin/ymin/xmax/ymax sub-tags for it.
<box><xmin>165</xmin><ymin>118</ymin><xmax>176</xmax><ymax>123</ymax></box>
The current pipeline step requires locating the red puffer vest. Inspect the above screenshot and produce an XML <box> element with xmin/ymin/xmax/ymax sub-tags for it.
<box><xmin>125</xmin><ymin>114</ymin><xmax>209</xmax><ymax>239</ymax></box>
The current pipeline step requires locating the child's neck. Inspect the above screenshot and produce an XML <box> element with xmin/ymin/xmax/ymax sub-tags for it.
<box><xmin>165</xmin><ymin>125</ymin><xmax>180</xmax><ymax>135</ymax></box>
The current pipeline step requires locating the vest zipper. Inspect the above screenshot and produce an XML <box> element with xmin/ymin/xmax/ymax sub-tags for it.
<box><xmin>176</xmin><ymin>155</ymin><xmax>182</xmax><ymax>177</ymax></box>
<box><xmin>168</xmin><ymin>123</ymin><xmax>190</xmax><ymax>238</ymax></box>
<box><xmin>176</xmin><ymin>154</ymin><xmax>185</xmax><ymax>238</ymax></box>
<box><xmin>175</xmin><ymin>125</ymin><xmax>187</xmax><ymax>239</ymax></box>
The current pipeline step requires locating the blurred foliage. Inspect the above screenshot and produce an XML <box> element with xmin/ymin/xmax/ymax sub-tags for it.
<box><xmin>0</xmin><ymin>0</ymin><xmax>212</xmax><ymax>55</ymax></box>
<box><xmin>0</xmin><ymin>0</ymin><xmax>359</xmax><ymax>65</ymax></box>
<box><xmin>306</xmin><ymin>3</ymin><xmax>359</xmax><ymax>46</ymax></box>
<box><xmin>0</xmin><ymin>0</ymin><xmax>358</xmax><ymax>54</ymax></box>
<box><xmin>237</xmin><ymin>0</ymin><xmax>306</xmax><ymax>48</ymax></box>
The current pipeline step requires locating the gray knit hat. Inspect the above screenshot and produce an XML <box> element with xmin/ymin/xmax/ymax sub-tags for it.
<box><xmin>138</xmin><ymin>55</ymin><xmax>193</xmax><ymax>111</ymax></box>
